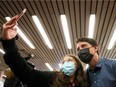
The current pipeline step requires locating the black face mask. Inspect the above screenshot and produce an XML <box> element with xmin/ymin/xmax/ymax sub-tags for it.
<box><xmin>78</xmin><ymin>48</ymin><xmax>93</xmax><ymax>64</ymax></box>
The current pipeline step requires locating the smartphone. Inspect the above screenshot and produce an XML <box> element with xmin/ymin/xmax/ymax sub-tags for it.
<box><xmin>17</xmin><ymin>8</ymin><xmax>27</xmax><ymax>21</ymax></box>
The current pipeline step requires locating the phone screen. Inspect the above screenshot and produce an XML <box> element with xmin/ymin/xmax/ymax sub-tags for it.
<box><xmin>17</xmin><ymin>8</ymin><xmax>27</xmax><ymax>21</ymax></box>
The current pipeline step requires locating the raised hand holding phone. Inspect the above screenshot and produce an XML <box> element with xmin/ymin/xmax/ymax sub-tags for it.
<box><xmin>2</xmin><ymin>8</ymin><xmax>27</xmax><ymax>40</ymax></box>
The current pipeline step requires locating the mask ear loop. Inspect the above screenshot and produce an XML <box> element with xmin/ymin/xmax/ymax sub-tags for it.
<box><xmin>92</xmin><ymin>46</ymin><xmax>97</xmax><ymax>56</ymax></box>
<box><xmin>93</xmin><ymin>51</ymin><xmax>96</xmax><ymax>56</ymax></box>
<box><xmin>89</xmin><ymin>46</ymin><xmax>96</xmax><ymax>56</ymax></box>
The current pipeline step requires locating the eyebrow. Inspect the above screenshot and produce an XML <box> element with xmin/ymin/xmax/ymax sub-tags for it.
<box><xmin>77</xmin><ymin>44</ymin><xmax>88</xmax><ymax>51</ymax></box>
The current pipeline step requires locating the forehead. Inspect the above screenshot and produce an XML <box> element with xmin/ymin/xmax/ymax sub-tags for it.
<box><xmin>63</xmin><ymin>56</ymin><xmax>75</xmax><ymax>61</ymax></box>
<box><xmin>76</xmin><ymin>42</ymin><xmax>92</xmax><ymax>48</ymax></box>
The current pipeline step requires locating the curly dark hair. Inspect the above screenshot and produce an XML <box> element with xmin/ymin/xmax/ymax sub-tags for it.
<box><xmin>51</xmin><ymin>54</ymin><xmax>87</xmax><ymax>87</ymax></box>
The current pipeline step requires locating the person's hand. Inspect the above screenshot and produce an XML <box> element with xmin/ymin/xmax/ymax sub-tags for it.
<box><xmin>2</xmin><ymin>15</ymin><xmax>19</xmax><ymax>40</ymax></box>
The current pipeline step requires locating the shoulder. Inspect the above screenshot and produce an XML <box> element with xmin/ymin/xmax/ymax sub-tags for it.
<box><xmin>102</xmin><ymin>58</ymin><xmax>116</xmax><ymax>69</ymax></box>
<box><xmin>103</xmin><ymin>58</ymin><xmax>116</xmax><ymax>65</ymax></box>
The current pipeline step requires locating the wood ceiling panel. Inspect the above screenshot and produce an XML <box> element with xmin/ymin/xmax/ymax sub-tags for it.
<box><xmin>96</xmin><ymin>1</ymin><xmax>109</xmax><ymax>56</ymax></box>
<box><xmin>80</xmin><ymin>0</ymin><xmax>86</xmax><ymax>37</ymax></box>
<box><xmin>52</xmin><ymin>1</ymin><xmax>69</xmax><ymax>55</ymax></box>
<box><xmin>63</xmin><ymin>0</ymin><xmax>73</xmax><ymax>54</ymax></box>
<box><xmin>100</xmin><ymin>1</ymin><xmax>115</xmax><ymax>57</ymax></box>
<box><xmin>85</xmin><ymin>1</ymin><xmax>91</xmax><ymax>37</ymax></box>
<box><xmin>75</xmin><ymin>1</ymin><xmax>81</xmax><ymax>38</ymax></box>
<box><xmin>46</xmin><ymin>1</ymin><xmax>64</xmax><ymax>60</ymax></box>
<box><xmin>0</xmin><ymin>0</ymin><xmax>115</xmax><ymax>71</ymax></box>
<box><xmin>94</xmin><ymin>1</ymin><xmax>103</xmax><ymax>40</ymax></box>
<box><xmin>69</xmin><ymin>1</ymin><xmax>77</xmax><ymax>54</ymax></box>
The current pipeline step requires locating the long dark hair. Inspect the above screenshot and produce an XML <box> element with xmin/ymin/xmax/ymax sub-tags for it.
<box><xmin>51</xmin><ymin>54</ymin><xmax>87</xmax><ymax>87</ymax></box>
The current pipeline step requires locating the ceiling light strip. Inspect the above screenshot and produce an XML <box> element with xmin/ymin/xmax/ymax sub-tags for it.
<box><xmin>45</xmin><ymin>63</ymin><xmax>53</xmax><ymax>71</ymax></box>
<box><xmin>32</xmin><ymin>15</ymin><xmax>53</xmax><ymax>49</ymax></box>
<box><xmin>60</xmin><ymin>15</ymin><xmax>72</xmax><ymax>49</ymax></box>
<box><xmin>88</xmin><ymin>14</ymin><xmax>96</xmax><ymax>38</ymax></box>
<box><xmin>0</xmin><ymin>49</ymin><xmax>5</xmax><ymax>54</ymax></box>
<box><xmin>107</xmin><ymin>29</ymin><xmax>116</xmax><ymax>50</ymax></box>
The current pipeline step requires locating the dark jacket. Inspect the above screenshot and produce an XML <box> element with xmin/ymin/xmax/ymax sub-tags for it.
<box><xmin>2</xmin><ymin>38</ymin><xmax>57</xmax><ymax>87</ymax></box>
<box><xmin>4</xmin><ymin>76</ymin><xmax>27</xmax><ymax>87</ymax></box>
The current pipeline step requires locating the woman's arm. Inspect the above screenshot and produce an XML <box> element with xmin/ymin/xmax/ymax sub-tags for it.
<box><xmin>2</xmin><ymin>15</ymin><xmax>57</xmax><ymax>87</ymax></box>
<box><xmin>2</xmin><ymin>38</ymin><xmax>36</xmax><ymax>86</ymax></box>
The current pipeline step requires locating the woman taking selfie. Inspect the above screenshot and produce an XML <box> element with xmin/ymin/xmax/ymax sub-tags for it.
<box><xmin>1</xmin><ymin>15</ymin><xmax>87</xmax><ymax>87</ymax></box>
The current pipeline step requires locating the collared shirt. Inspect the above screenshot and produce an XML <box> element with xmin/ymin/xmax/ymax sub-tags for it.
<box><xmin>87</xmin><ymin>58</ymin><xmax>116</xmax><ymax>87</ymax></box>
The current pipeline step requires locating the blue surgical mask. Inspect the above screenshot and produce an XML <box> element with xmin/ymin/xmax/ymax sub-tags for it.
<box><xmin>61</xmin><ymin>61</ymin><xmax>76</xmax><ymax>76</ymax></box>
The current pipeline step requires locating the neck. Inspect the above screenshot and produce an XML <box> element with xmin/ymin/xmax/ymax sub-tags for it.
<box><xmin>89</xmin><ymin>53</ymin><xmax>99</xmax><ymax>70</ymax></box>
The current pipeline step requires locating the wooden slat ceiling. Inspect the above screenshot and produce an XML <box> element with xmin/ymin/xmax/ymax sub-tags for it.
<box><xmin>0</xmin><ymin>0</ymin><xmax>116</xmax><ymax>71</ymax></box>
